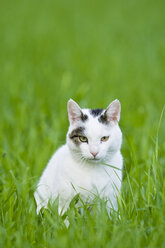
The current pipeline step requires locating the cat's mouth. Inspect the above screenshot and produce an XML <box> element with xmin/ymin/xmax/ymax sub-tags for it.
<box><xmin>88</xmin><ymin>158</ymin><xmax>101</xmax><ymax>161</ymax></box>
<box><xmin>81</xmin><ymin>155</ymin><xmax>101</xmax><ymax>163</ymax></box>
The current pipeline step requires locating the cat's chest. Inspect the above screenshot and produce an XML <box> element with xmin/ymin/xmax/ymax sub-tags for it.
<box><xmin>64</xmin><ymin>161</ymin><xmax>110</xmax><ymax>194</ymax></box>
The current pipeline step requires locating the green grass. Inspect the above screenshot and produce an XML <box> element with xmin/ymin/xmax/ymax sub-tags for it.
<box><xmin>0</xmin><ymin>0</ymin><xmax>165</xmax><ymax>247</ymax></box>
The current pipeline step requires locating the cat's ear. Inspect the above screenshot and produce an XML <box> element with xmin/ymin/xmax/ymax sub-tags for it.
<box><xmin>67</xmin><ymin>99</ymin><xmax>82</xmax><ymax>124</ymax></box>
<box><xmin>103</xmin><ymin>99</ymin><xmax>121</xmax><ymax>123</ymax></box>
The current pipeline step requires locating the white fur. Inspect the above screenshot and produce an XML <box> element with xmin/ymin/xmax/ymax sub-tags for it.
<box><xmin>34</xmin><ymin>99</ymin><xmax>123</xmax><ymax>215</ymax></box>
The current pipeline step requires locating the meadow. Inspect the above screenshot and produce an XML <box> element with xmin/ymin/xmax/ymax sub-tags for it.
<box><xmin>0</xmin><ymin>0</ymin><xmax>165</xmax><ymax>247</ymax></box>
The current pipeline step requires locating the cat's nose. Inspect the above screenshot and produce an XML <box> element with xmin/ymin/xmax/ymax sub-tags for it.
<box><xmin>90</xmin><ymin>151</ymin><xmax>98</xmax><ymax>158</ymax></box>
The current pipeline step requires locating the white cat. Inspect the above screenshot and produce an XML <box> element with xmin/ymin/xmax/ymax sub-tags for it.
<box><xmin>34</xmin><ymin>99</ymin><xmax>123</xmax><ymax>216</ymax></box>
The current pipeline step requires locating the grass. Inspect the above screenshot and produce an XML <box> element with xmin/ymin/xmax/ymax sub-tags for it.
<box><xmin>0</xmin><ymin>0</ymin><xmax>165</xmax><ymax>247</ymax></box>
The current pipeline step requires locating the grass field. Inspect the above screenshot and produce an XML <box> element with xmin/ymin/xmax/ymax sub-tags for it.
<box><xmin>0</xmin><ymin>0</ymin><xmax>165</xmax><ymax>247</ymax></box>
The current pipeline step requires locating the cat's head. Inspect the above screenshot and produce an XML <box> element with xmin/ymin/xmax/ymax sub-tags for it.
<box><xmin>66</xmin><ymin>99</ymin><xmax>122</xmax><ymax>163</ymax></box>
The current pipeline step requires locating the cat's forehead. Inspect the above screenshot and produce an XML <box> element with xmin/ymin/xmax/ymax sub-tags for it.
<box><xmin>68</xmin><ymin>108</ymin><xmax>111</xmax><ymax>137</ymax></box>
<box><xmin>81</xmin><ymin>108</ymin><xmax>110</xmax><ymax>135</ymax></box>
<box><xmin>83</xmin><ymin>108</ymin><xmax>104</xmax><ymax>117</ymax></box>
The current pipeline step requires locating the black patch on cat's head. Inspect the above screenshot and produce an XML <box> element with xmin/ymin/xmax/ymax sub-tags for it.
<box><xmin>69</xmin><ymin>127</ymin><xmax>85</xmax><ymax>145</ymax></box>
<box><xmin>90</xmin><ymin>108</ymin><xmax>109</xmax><ymax>124</ymax></box>
<box><xmin>98</xmin><ymin>111</ymin><xmax>109</xmax><ymax>125</ymax></box>
<box><xmin>81</xmin><ymin>112</ymin><xmax>88</xmax><ymax>122</ymax></box>
<box><xmin>90</xmin><ymin>109</ymin><xmax>104</xmax><ymax>117</ymax></box>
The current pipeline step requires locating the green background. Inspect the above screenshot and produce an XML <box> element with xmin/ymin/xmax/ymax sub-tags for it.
<box><xmin>0</xmin><ymin>0</ymin><xmax>165</xmax><ymax>247</ymax></box>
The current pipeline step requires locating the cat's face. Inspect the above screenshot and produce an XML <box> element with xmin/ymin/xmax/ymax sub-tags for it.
<box><xmin>67</xmin><ymin>99</ymin><xmax>122</xmax><ymax>163</ymax></box>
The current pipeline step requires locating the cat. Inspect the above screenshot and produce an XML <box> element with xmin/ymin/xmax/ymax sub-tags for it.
<box><xmin>34</xmin><ymin>99</ymin><xmax>123</xmax><ymax>216</ymax></box>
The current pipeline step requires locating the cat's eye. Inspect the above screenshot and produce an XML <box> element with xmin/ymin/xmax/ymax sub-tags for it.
<box><xmin>101</xmin><ymin>136</ymin><xmax>109</xmax><ymax>142</ymax></box>
<box><xmin>79</xmin><ymin>136</ymin><xmax>88</xmax><ymax>143</ymax></box>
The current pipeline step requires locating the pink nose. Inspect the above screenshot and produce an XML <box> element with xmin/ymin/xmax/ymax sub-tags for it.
<box><xmin>90</xmin><ymin>151</ymin><xmax>98</xmax><ymax>157</ymax></box>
